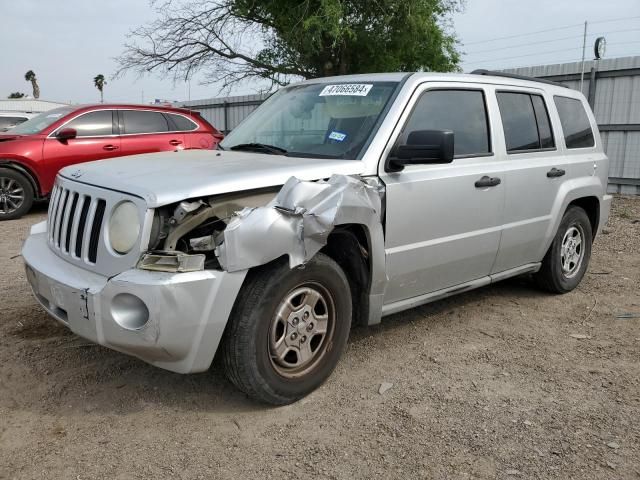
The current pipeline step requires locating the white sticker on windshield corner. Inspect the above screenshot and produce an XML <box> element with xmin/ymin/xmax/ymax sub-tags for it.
<box><xmin>319</xmin><ymin>84</ymin><xmax>373</xmax><ymax>97</ymax></box>
<box><xmin>328</xmin><ymin>131</ymin><xmax>347</xmax><ymax>142</ymax></box>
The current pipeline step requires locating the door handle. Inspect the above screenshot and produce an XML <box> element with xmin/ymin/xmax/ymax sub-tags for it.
<box><xmin>474</xmin><ymin>176</ymin><xmax>501</xmax><ymax>188</ymax></box>
<box><xmin>547</xmin><ymin>167</ymin><xmax>566</xmax><ymax>178</ymax></box>
<box><xmin>103</xmin><ymin>144</ymin><xmax>119</xmax><ymax>151</ymax></box>
<box><xmin>169</xmin><ymin>139</ymin><xmax>183</xmax><ymax>146</ymax></box>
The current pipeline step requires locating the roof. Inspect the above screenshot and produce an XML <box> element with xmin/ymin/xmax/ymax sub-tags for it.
<box><xmin>45</xmin><ymin>103</ymin><xmax>201</xmax><ymax>115</ymax></box>
<box><xmin>300</xmin><ymin>71</ymin><xmax>574</xmax><ymax>93</ymax></box>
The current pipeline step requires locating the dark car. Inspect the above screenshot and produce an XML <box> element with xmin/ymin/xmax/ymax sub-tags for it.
<box><xmin>0</xmin><ymin>104</ymin><xmax>222</xmax><ymax>219</ymax></box>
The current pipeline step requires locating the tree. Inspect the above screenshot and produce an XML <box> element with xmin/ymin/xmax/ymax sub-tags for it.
<box><xmin>94</xmin><ymin>74</ymin><xmax>107</xmax><ymax>103</ymax></box>
<box><xmin>24</xmin><ymin>70</ymin><xmax>40</xmax><ymax>99</ymax></box>
<box><xmin>8</xmin><ymin>92</ymin><xmax>26</xmax><ymax>99</ymax></box>
<box><xmin>117</xmin><ymin>0</ymin><xmax>462</xmax><ymax>91</ymax></box>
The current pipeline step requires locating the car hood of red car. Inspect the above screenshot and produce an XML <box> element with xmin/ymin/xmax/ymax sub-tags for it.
<box><xmin>58</xmin><ymin>149</ymin><xmax>366</xmax><ymax>208</ymax></box>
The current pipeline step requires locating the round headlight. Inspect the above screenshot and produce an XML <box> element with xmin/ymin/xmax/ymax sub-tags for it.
<box><xmin>108</xmin><ymin>201</ymin><xmax>140</xmax><ymax>254</ymax></box>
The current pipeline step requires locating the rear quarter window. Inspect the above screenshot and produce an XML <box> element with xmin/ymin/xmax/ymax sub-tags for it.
<box><xmin>553</xmin><ymin>96</ymin><xmax>595</xmax><ymax>149</ymax></box>
<box><xmin>167</xmin><ymin>113</ymin><xmax>198</xmax><ymax>131</ymax></box>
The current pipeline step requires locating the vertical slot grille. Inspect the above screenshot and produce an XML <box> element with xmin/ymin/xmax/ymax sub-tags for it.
<box><xmin>75</xmin><ymin>197</ymin><xmax>90</xmax><ymax>259</ymax></box>
<box><xmin>47</xmin><ymin>186</ymin><xmax>107</xmax><ymax>266</ymax></box>
<box><xmin>64</xmin><ymin>193</ymin><xmax>79</xmax><ymax>252</ymax></box>
<box><xmin>88</xmin><ymin>200</ymin><xmax>106</xmax><ymax>264</ymax></box>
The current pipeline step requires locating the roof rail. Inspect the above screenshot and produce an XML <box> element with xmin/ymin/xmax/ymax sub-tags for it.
<box><xmin>470</xmin><ymin>69</ymin><xmax>568</xmax><ymax>88</ymax></box>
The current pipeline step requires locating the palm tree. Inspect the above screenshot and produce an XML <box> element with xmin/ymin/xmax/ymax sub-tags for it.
<box><xmin>24</xmin><ymin>70</ymin><xmax>40</xmax><ymax>99</ymax></box>
<box><xmin>93</xmin><ymin>74</ymin><xmax>107</xmax><ymax>103</ymax></box>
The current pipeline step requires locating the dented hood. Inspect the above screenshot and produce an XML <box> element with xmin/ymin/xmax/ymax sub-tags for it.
<box><xmin>58</xmin><ymin>149</ymin><xmax>366</xmax><ymax>207</ymax></box>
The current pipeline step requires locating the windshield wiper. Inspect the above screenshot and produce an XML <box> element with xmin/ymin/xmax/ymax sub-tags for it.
<box><xmin>230</xmin><ymin>143</ymin><xmax>288</xmax><ymax>155</ymax></box>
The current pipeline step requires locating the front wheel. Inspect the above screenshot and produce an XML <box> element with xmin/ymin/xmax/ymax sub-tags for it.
<box><xmin>222</xmin><ymin>253</ymin><xmax>352</xmax><ymax>405</ymax></box>
<box><xmin>535</xmin><ymin>206</ymin><xmax>593</xmax><ymax>293</ymax></box>
<box><xmin>0</xmin><ymin>168</ymin><xmax>34</xmax><ymax>220</ymax></box>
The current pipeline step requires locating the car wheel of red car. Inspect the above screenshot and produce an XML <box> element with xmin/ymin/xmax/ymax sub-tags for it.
<box><xmin>0</xmin><ymin>168</ymin><xmax>34</xmax><ymax>220</ymax></box>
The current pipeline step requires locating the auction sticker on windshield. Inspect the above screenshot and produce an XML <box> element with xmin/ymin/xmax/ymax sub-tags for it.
<box><xmin>319</xmin><ymin>84</ymin><xmax>373</xmax><ymax>96</ymax></box>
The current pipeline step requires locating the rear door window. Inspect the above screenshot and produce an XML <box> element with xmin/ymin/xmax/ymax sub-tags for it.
<box><xmin>64</xmin><ymin>110</ymin><xmax>114</xmax><ymax>137</ymax></box>
<box><xmin>497</xmin><ymin>92</ymin><xmax>555</xmax><ymax>153</ymax></box>
<box><xmin>404</xmin><ymin>89</ymin><xmax>491</xmax><ymax>157</ymax></box>
<box><xmin>122</xmin><ymin>110</ymin><xmax>170</xmax><ymax>134</ymax></box>
<box><xmin>531</xmin><ymin>96</ymin><xmax>554</xmax><ymax>148</ymax></box>
<box><xmin>553</xmin><ymin>96</ymin><xmax>595</xmax><ymax>149</ymax></box>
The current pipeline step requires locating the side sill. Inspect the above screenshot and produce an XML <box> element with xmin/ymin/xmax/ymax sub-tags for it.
<box><xmin>489</xmin><ymin>262</ymin><xmax>541</xmax><ymax>283</ymax></box>
<box><xmin>380</xmin><ymin>262</ymin><xmax>541</xmax><ymax>317</ymax></box>
<box><xmin>382</xmin><ymin>277</ymin><xmax>491</xmax><ymax>317</ymax></box>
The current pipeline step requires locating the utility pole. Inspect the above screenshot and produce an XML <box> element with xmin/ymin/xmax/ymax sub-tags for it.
<box><xmin>580</xmin><ymin>21</ymin><xmax>588</xmax><ymax>94</ymax></box>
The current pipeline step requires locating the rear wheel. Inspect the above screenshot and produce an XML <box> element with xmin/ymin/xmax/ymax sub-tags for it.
<box><xmin>535</xmin><ymin>206</ymin><xmax>592</xmax><ymax>293</ymax></box>
<box><xmin>0</xmin><ymin>168</ymin><xmax>34</xmax><ymax>220</ymax></box>
<box><xmin>222</xmin><ymin>254</ymin><xmax>352</xmax><ymax>405</ymax></box>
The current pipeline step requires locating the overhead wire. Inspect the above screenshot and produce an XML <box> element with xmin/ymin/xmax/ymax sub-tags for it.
<box><xmin>462</xmin><ymin>15</ymin><xmax>640</xmax><ymax>46</ymax></box>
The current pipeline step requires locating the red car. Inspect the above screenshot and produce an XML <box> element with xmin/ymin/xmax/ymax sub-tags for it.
<box><xmin>0</xmin><ymin>104</ymin><xmax>222</xmax><ymax>219</ymax></box>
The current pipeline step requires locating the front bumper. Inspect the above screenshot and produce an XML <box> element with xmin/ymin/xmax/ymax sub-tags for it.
<box><xmin>22</xmin><ymin>224</ymin><xmax>247</xmax><ymax>373</ymax></box>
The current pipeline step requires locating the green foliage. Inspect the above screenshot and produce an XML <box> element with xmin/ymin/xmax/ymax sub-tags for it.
<box><xmin>8</xmin><ymin>92</ymin><xmax>26</xmax><ymax>99</ymax></box>
<box><xmin>93</xmin><ymin>74</ymin><xmax>107</xmax><ymax>91</ymax></box>
<box><xmin>119</xmin><ymin>0</ymin><xmax>462</xmax><ymax>90</ymax></box>
<box><xmin>234</xmin><ymin>0</ymin><xmax>461</xmax><ymax>77</ymax></box>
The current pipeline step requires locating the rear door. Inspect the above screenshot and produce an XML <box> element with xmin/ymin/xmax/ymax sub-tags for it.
<box><xmin>380</xmin><ymin>83</ymin><xmax>507</xmax><ymax>304</ymax></box>
<box><xmin>43</xmin><ymin>110</ymin><xmax>120</xmax><ymax>180</ymax></box>
<box><xmin>119</xmin><ymin>109</ymin><xmax>185</xmax><ymax>155</ymax></box>
<box><xmin>491</xmin><ymin>89</ymin><xmax>567</xmax><ymax>272</ymax></box>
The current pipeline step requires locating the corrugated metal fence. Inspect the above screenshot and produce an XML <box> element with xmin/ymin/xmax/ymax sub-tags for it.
<box><xmin>180</xmin><ymin>93</ymin><xmax>268</xmax><ymax>134</ymax></box>
<box><xmin>503</xmin><ymin>56</ymin><xmax>640</xmax><ymax>195</ymax></box>
<box><xmin>181</xmin><ymin>56</ymin><xmax>640</xmax><ymax>195</ymax></box>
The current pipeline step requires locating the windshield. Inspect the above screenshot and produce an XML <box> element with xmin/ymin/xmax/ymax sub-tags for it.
<box><xmin>9</xmin><ymin>106</ymin><xmax>75</xmax><ymax>135</ymax></box>
<box><xmin>220</xmin><ymin>82</ymin><xmax>398</xmax><ymax>159</ymax></box>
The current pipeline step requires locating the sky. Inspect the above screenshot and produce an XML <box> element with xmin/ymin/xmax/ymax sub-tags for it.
<box><xmin>0</xmin><ymin>0</ymin><xmax>639</xmax><ymax>105</ymax></box>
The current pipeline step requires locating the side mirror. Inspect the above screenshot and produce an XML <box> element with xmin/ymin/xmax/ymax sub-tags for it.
<box><xmin>388</xmin><ymin>129</ymin><xmax>454</xmax><ymax>171</ymax></box>
<box><xmin>56</xmin><ymin>128</ymin><xmax>77</xmax><ymax>142</ymax></box>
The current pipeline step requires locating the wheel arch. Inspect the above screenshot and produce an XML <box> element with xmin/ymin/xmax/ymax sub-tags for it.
<box><xmin>567</xmin><ymin>196</ymin><xmax>600</xmax><ymax>240</ymax></box>
<box><xmin>0</xmin><ymin>160</ymin><xmax>41</xmax><ymax>197</ymax></box>
<box><xmin>321</xmin><ymin>225</ymin><xmax>372</xmax><ymax>327</ymax></box>
<box><xmin>541</xmin><ymin>176</ymin><xmax>606</xmax><ymax>259</ymax></box>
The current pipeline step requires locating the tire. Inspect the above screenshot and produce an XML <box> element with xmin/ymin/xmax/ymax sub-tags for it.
<box><xmin>535</xmin><ymin>206</ymin><xmax>593</xmax><ymax>293</ymax></box>
<box><xmin>222</xmin><ymin>253</ymin><xmax>352</xmax><ymax>405</ymax></box>
<box><xmin>0</xmin><ymin>168</ymin><xmax>34</xmax><ymax>220</ymax></box>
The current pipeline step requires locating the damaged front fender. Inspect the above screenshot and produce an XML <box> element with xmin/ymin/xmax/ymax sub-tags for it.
<box><xmin>215</xmin><ymin>174</ymin><xmax>387</xmax><ymax>325</ymax></box>
<box><xmin>216</xmin><ymin>174</ymin><xmax>383</xmax><ymax>272</ymax></box>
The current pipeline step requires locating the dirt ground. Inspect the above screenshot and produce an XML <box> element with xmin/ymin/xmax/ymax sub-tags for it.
<box><xmin>0</xmin><ymin>197</ymin><xmax>639</xmax><ymax>480</ymax></box>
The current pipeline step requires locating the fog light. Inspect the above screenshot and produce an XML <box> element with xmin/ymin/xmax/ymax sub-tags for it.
<box><xmin>111</xmin><ymin>293</ymin><xmax>149</xmax><ymax>330</ymax></box>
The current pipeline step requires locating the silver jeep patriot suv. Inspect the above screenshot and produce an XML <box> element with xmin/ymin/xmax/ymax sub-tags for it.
<box><xmin>22</xmin><ymin>71</ymin><xmax>612</xmax><ymax>404</ymax></box>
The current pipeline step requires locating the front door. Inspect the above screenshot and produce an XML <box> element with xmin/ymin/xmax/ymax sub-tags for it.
<box><xmin>43</xmin><ymin>110</ymin><xmax>120</xmax><ymax>180</ymax></box>
<box><xmin>380</xmin><ymin>85</ymin><xmax>507</xmax><ymax>304</ymax></box>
